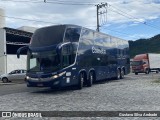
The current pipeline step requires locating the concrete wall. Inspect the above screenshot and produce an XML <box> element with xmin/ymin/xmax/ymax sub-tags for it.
<box><xmin>7</xmin><ymin>55</ymin><xmax>27</xmax><ymax>73</ymax></box>
<box><xmin>0</xmin><ymin>28</ymin><xmax>6</xmax><ymax>75</ymax></box>
<box><xmin>0</xmin><ymin>8</ymin><xmax>5</xmax><ymax>28</ymax></box>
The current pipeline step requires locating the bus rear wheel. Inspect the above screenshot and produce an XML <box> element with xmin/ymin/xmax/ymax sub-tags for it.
<box><xmin>116</xmin><ymin>69</ymin><xmax>121</xmax><ymax>80</ymax></box>
<box><xmin>120</xmin><ymin>69</ymin><xmax>125</xmax><ymax>79</ymax></box>
<box><xmin>87</xmin><ymin>72</ymin><xmax>94</xmax><ymax>87</ymax></box>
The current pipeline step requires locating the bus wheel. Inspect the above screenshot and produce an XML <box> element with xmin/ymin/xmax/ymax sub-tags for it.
<box><xmin>120</xmin><ymin>69</ymin><xmax>124</xmax><ymax>79</ymax></box>
<box><xmin>116</xmin><ymin>69</ymin><xmax>121</xmax><ymax>80</ymax></box>
<box><xmin>135</xmin><ymin>72</ymin><xmax>138</xmax><ymax>75</ymax></box>
<box><xmin>77</xmin><ymin>73</ymin><xmax>84</xmax><ymax>90</ymax></box>
<box><xmin>87</xmin><ymin>72</ymin><xmax>94</xmax><ymax>87</ymax></box>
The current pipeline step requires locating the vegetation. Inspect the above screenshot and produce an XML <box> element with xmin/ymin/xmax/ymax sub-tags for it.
<box><xmin>129</xmin><ymin>34</ymin><xmax>160</xmax><ymax>58</ymax></box>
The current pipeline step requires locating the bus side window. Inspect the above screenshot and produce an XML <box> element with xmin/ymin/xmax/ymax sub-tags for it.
<box><xmin>62</xmin><ymin>44</ymin><xmax>74</xmax><ymax>67</ymax></box>
<box><xmin>64</xmin><ymin>28</ymin><xmax>80</xmax><ymax>42</ymax></box>
<box><xmin>62</xmin><ymin>55</ymin><xmax>70</xmax><ymax>67</ymax></box>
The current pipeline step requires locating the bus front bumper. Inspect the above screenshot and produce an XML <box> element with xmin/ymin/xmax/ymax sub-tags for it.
<box><xmin>26</xmin><ymin>78</ymin><xmax>61</xmax><ymax>87</ymax></box>
<box><xmin>26</xmin><ymin>71</ymin><xmax>66</xmax><ymax>87</ymax></box>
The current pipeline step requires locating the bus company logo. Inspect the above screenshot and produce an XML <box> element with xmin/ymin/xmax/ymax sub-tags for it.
<box><xmin>92</xmin><ymin>46</ymin><xmax>106</xmax><ymax>55</ymax></box>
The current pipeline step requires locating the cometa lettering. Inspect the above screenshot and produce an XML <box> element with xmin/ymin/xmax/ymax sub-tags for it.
<box><xmin>92</xmin><ymin>46</ymin><xmax>106</xmax><ymax>54</ymax></box>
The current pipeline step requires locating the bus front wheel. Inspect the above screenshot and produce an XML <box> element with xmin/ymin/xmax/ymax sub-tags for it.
<box><xmin>77</xmin><ymin>73</ymin><xmax>84</xmax><ymax>90</ymax></box>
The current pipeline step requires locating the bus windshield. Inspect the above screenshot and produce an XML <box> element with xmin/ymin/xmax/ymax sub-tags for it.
<box><xmin>131</xmin><ymin>61</ymin><xmax>143</xmax><ymax>66</ymax></box>
<box><xmin>27</xmin><ymin>50</ymin><xmax>60</xmax><ymax>73</ymax></box>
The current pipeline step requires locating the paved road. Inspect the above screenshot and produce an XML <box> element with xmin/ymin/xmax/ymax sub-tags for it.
<box><xmin>0</xmin><ymin>73</ymin><xmax>160</xmax><ymax>119</ymax></box>
<box><xmin>0</xmin><ymin>82</ymin><xmax>37</xmax><ymax>96</ymax></box>
<box><xmin>0</xmin><ymin>73</ymin><xmax>159</xmax><ymax>96</ymax></box>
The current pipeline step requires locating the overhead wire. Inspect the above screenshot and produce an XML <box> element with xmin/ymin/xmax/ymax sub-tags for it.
<box><xmin>1</xmin><ymin>0</ymin><xmax>96</xmax><ymax>5</ymax></box>
<box><xmin>0</xmin><ymin>14</ymin><xmax>60</xmax><ymax>25</ymax></box>
<box><xmin>1</xmin><ymin>0</ymin><xmax>160</xmax><ymax>39</ymax></box>
<box><xmin>106</xmin><ymin>3</ymin><xmax>160</xmax><ymax>30</ymax></box>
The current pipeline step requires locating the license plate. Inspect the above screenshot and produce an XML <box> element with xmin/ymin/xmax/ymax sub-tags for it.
<box><xmin>37</xmin><ymin>84</ymin><xmax>43</xmax><ymax>87</ymax></box>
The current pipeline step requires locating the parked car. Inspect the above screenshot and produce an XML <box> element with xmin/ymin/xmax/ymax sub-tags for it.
<box><xmin>0</xmin><ymin>69</ymin><xmax>27</xmax><ymax>83</ymax></box>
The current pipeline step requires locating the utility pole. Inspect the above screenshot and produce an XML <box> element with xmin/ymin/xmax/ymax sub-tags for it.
<box><xmin>96</xmin><ymin>5</ymin><xmax>100</xmax><ymax>32</ymax></box>
<box><xmin>96</xmin><ymin>3</ymin><xmax>108</xmax><ymax>32</ymax></box>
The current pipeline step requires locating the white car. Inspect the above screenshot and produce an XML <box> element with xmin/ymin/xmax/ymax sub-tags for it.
<box><xmin>0</xmin><ymin>69</ymin><xmax>27</xmax><ymax>83</ymax></box>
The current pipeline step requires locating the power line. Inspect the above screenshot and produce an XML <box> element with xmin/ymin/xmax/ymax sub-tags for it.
<box><xmin>47</xmin><ymin>1</ymin><xmax>94</xmax><ymax>5</ymax></box>
<box><xmin>107</xmin><ymin>4</ymin><xmax>160</xmax><ymax>30</ymax></box>
<box><xmin>1</xmin><ymin>0</ymin><xmax>42</xmax><ymax>3</ymax></box>
<box><xmin>1</xmin><ymin>0</ymin><xmax>96</xmax><ymax>5</ymax></box>
<box><xmin>104</xmin><ymin>28</ymin><xmax>131</xmax><ymax>36</ymax></box>
<box><xmin>0</xmin><ymin>14</ymin><xmax>60</xmax><ymax>25</ymax></box>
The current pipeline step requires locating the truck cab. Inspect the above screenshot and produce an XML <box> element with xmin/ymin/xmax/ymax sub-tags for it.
<box><xmin>131</xmin><ymin>54</ymin><xmax>149</xmax><ymax>75</ymax></box>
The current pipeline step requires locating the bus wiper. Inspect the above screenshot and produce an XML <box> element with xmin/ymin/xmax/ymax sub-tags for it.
<box><xmin>17</xmin><ymin>45</ymin><xmax>29</xmax><ymax>58</ymax></box>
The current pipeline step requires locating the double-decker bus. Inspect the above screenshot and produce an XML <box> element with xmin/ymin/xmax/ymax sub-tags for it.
<box><xmin>17</xmin><ymin>24</ymin><xmax>130</xmax><ymax>89</ymax></box>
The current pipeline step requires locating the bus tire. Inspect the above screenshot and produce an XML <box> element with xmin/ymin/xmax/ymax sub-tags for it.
<box><xmin>77</xmin><ymin>72</ymin><xmax>84</xmax><ymax>90</ymax></box>
<box><xmin>87</xmin><ymin>71</ymin><xmax>94</xmax><ymax>87</ymax></box>
<box><xmin>116</xmin><ymin>69</ymin><xmax>121</xmax><ymax>80</ymax></box>
<box><xmin>120</xmin><ymin>69</ymin><xmax>125</xmax><ymax>79</ymax></box>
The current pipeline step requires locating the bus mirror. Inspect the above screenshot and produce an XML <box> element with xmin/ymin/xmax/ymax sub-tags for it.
<box><xmin>17</xmin><ymin>46</ymin><xmax>29</xmax><ymax>58</ymax></box>
<box><xmin>56</xmin><ymin>42</ymin><xmax>72</xmax><ymax>55</ymax></box>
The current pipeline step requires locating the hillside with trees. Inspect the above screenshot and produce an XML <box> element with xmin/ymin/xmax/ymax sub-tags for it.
<box><xmin>129</xmin><ymin>34</ymin><xmax>160</xmax><ymax>58</ymax></box>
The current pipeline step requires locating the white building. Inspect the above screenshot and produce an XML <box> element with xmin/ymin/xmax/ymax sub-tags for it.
<box><xmin>0</xmin><ymin>8</ymin><xmax>5</xmax><ymax>28</ymax></box>
<box><xmin>0</xmin><ymin>27</ymin><xmax>32</xmax><ymax>75</ymax></box>
<box><xmin>0</xmin><ymin>8</ymin><xmax>38</xmax><ymax>75</ymax></box>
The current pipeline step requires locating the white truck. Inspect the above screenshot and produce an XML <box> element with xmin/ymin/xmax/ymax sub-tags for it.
<box><xmin>131</xmin><ymin>53</ymin><xmax>160</xmax><ymax>74</ymax></box>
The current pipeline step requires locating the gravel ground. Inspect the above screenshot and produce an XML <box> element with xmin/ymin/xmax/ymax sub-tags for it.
<box><xmin>0</xmin><ymin>73</ymin><xmax>160</xmax><ymax>120</ymax></box>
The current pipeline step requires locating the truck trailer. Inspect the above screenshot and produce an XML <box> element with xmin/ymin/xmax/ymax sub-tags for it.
<box><xmin>131</xmin><ymin>53</ymin><xmax>160</xmax><ymax>75</ymax></box>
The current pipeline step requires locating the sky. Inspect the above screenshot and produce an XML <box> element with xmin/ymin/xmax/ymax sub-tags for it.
<box><xmin>0</xmin><ymin>0</ymin><xmax>160</xmax><ymax>41</ymax></box>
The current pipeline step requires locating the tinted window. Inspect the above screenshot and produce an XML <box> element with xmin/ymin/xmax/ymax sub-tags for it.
<box><xmin>62</xmin><ymin>44</ymin><xmax>75</xmax><ymax>67</ymax></box>
<box><xmin>94</xmin><ymin>33</ymin><xmax>104</xmax><ymax>47</ymax></box>
<box><xmin>31</xmin><ymin>25</ymin><xmax>65</xmax><ymax>47</ymax></box>
<box><xmin>80</xmin><ymin>28</ymin><xmax>94</xmax><ymax>40</ymax></box>
<box><xmin>64</xmin><ymin>27</ymin><xmax>81</xmax><ymax>42</ymax></box>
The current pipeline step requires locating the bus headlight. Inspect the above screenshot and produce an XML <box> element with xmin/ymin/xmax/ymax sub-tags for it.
<box><xmin>59</xmin><ymin>71</ymin><xmax>66</xmax><ymax>77</ymax></box>
<box><xmin>52</xmin><ymin>75</ymin><xmax>58</xmax><ymax>79</ymax></box>
<box><xmin>52</xmin><ymin>71</ymin><xmax>66</xmax><ymax>79</ymax></box>
<box><xmin>26</xmin><ymin>76</ymin><xmax>30</xmax><ymax>80</ymax></box>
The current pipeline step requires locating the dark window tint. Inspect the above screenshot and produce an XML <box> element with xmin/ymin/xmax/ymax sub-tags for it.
<box><xmin>31</xmin><ymin>25</ymin><xmax>65</xmax><ymax>47</ymax></box>
<box><xmin>62</xmin><ymin>44</ymin><xmax>75</xmax><ymax>67</ymax></box>
<box><xmin>64</xmin><ymin>27</ymin><xmax>81</xmax><ymax>42</ymax></box>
